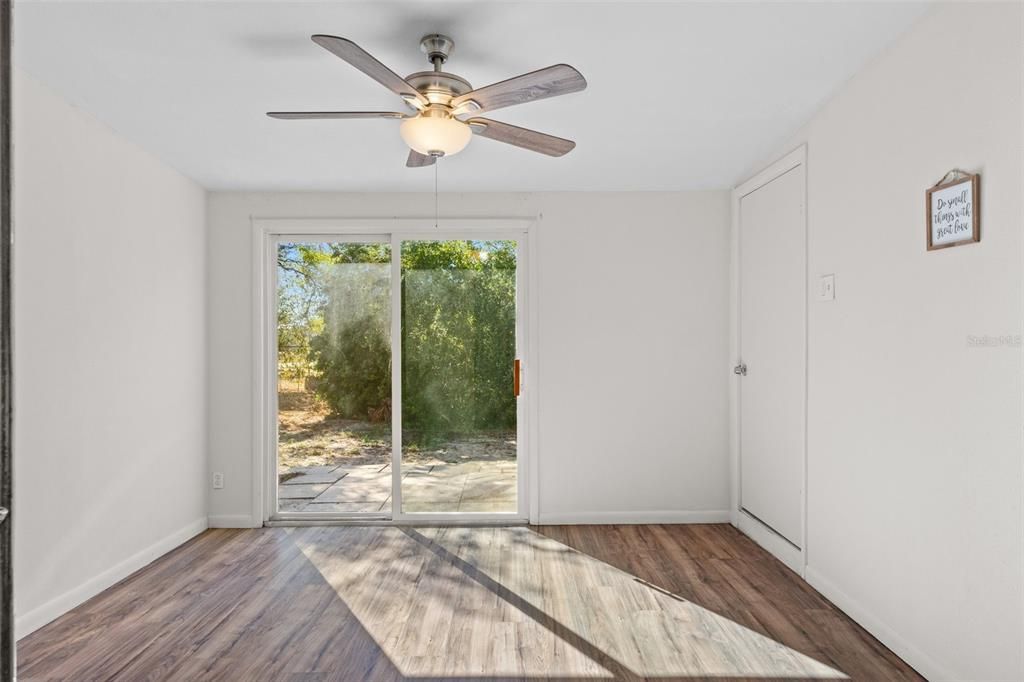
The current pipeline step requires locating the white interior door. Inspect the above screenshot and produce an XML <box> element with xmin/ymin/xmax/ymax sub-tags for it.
<box><xmin>738</xmin><ymin>163</ymin><xmax>806</xmax><ymax>548</ymax></box>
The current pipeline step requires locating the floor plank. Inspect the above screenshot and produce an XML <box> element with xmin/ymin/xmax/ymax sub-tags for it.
<box><xmin>18</xmin><ymin>524</ymin><xmax>923</xmax><ymax>681</ymax></box>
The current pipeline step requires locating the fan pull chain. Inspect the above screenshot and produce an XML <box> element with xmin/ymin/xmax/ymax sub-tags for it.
<box><xmin>434</xmin><ymin>160</ymin><xmax>439</xmax><ymax>229</ymax></box>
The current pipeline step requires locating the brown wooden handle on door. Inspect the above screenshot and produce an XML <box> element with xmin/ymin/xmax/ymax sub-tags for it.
<box><xmin>514</xmin><ymin>359</ymin><xmax>521</xmax><ymax>397</ymax></box>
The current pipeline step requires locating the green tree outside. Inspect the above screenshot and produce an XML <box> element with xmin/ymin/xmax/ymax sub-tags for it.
<box><xmin>277</xmin><ymin>239</ymin><xmax>517</xmax><ymax>446</ymax></box>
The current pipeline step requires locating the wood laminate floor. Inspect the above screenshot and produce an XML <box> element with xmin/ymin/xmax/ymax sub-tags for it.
<box><xmin>19</xmin><ymin>524</ymin><xmax>922</xmax><ymax>681</ymax></box>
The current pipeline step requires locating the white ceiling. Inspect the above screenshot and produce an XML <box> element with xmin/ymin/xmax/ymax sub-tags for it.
<box><xmin>14</xmin><ymin>1</ymin><xmax>930</xmax><ymax>192</ymax></box>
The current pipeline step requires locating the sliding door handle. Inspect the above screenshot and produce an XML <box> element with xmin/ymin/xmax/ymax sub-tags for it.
<box><xmin>0</xmin><ymin>507</ymin><xmax>7</xmax><ymax>524</ymax></box>
<box><xmin>514</xmin><ymin>359</ymin><xmax>521</xmax><ymax>397</ymax></box>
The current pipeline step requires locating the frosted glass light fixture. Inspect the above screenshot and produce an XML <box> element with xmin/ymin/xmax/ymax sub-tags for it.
<box><xmin>400</xmin><ymin>111</ymin><xmax>472</xmax><ymax>157</ymax></box>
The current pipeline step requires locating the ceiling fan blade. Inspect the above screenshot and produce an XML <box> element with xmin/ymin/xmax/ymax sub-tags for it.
<box><xmin>451</xmin><ymin>64</ymin><xmax>586</xmax><ymax>116</ymax></box>
<box><xmin>466</xmin><ymin>118</ymin><xmax>576</xmax><ymax>157</ymax></box>
<box><xmin>311</xmin><ymin>35</ymin><xmax>428</xmax><ymax>108</ymax></box>
<box><xmin>406</xmin><ymin>150</ymin><xmax>437</xmax><ymax>168</ymax></box>
<box><xmin>267</xmin><ymin>111</ymin><xmax>406</xmax><ymax>120</ymax></box>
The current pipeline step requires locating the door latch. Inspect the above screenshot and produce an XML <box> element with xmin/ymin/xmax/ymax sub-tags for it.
<box><xmin>733</xmin><ymin>363</ymin><xmax>747</xmax><ymax>376</ymax></box>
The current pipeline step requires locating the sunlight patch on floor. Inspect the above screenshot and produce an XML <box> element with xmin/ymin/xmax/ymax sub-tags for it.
<box><xmin>292</xmin><ymin>526</ymin><xmax>847</xmax><ymax>679</ymax></box>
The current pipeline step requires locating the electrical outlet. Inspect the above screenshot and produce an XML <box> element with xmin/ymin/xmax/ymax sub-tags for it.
<box><xmin>212</xmin><ymin>472</ymin><xmax>224</xmax><ymax>489</ymax></box>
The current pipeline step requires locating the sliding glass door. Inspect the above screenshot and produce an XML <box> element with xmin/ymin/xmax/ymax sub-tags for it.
<box><xmin>269</xmin><ymin>229</ymin><xmax>526</xmax><ymax>521</ymax></box>
<box><xmin>274</xmin><ymin>238</ymin><xmax>394</xmax><ymax>516</ymax></box>
<box><xmin>398</xmin><ymin>240</ymin><xmax>519</xmax><ymax>516</ymax></box>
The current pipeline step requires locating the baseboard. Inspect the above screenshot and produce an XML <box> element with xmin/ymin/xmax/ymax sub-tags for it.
<box><xmin>734</xmin><ymin>510</ymin><xmax>804</xmax><ymax>576</ymax></box>
<box><xmin>207</xmin><ymin>514</ymin><xmax>257</xmax><ymax>528</ymax></box>
<box><xmin>805</xmin><ymin>566</ymin><xmax>952</xmax><ymax>681</ymax></box>
<box><xmin>15</xmin><ymin>516</ymin><xmax>208</xmax><ymax>640</ymax></box>
<box><xmin>536</xmin><ymin>510</ymin><xmax>731</xmax><ymax>525</ymax></box>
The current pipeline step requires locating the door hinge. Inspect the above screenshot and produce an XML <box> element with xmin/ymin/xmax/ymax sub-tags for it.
<box><xmin>733</xmin><ymin>363</ymin><xmax>747</xmax><ymax>376</ymax></box>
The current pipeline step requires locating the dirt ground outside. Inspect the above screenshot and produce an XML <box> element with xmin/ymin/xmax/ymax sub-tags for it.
<box><xmin>277</xmin><ymin>385</ymin><xmax>516</xmax><ymax>479</ymax></box>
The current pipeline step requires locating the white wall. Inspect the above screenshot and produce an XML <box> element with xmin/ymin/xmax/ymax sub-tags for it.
<box><xmin>739</xmin><ymin>3</ymin><xmax>1023</xmax><ymax>679</ymax></box>
<box><xmin>207</xmin><ymin>191</ymin><xmax>731</xmax><ymax>525</ymax></box>
<box><xmin>12</xmin><ymin>71</ymin><xmax>208</xmax><ymax>637</ymax></box>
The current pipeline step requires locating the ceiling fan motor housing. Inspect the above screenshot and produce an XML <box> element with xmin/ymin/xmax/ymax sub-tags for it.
<box><xmin>405</xmin><ymin>71</ymin><xmax>474</xmax><ymax>107</ymax></box>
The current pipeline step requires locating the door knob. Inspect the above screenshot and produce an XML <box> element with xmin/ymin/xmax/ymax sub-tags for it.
<box><xmin>733</xmin><ymin>363</ymin><xmax>747</xmax><ymax>376</ymax></box>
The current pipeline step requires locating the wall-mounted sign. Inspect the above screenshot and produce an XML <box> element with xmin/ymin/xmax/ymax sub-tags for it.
<box><xmin>926</xmin><ymin>171</ymin><xmax>979</xmax><ymax>250</ymax></box>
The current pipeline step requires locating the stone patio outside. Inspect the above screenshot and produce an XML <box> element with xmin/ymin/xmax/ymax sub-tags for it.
<box><xmin>278</xmin><ymin>459</ymin><xmax>517</xmax><ymax>514</ymax></box>
<box><xmin>277</xmin><ymin>384</ymin><xmax>517</xmax><ymax>515</ymax></box>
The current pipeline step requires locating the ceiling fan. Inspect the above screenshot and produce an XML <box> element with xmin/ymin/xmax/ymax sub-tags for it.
<box><xmin>267</xmin><ymin>34</ymin><xmax>587</xmax><ymax>167</ymax></box>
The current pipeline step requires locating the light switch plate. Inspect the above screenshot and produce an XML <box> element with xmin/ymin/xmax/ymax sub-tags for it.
<box><xmin>819</xmin><ymin>274</ymin><xmax>835</xmax><ymax>301</ymax></box>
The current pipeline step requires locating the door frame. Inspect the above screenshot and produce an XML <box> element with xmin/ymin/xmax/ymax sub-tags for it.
<box><xmin>251</xmin><ymin>217</ymin><xmax>538</xmax><ymax>526</ymax></box>
<box><xmin>729</xmin><ymin>145</ymin><xmax>808</xmax><ymax>576</ymax></box>
<box><xmin>0</xmin><ymin>0</ymin><xmax>12</xmax><ymax>674</ymax></box>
